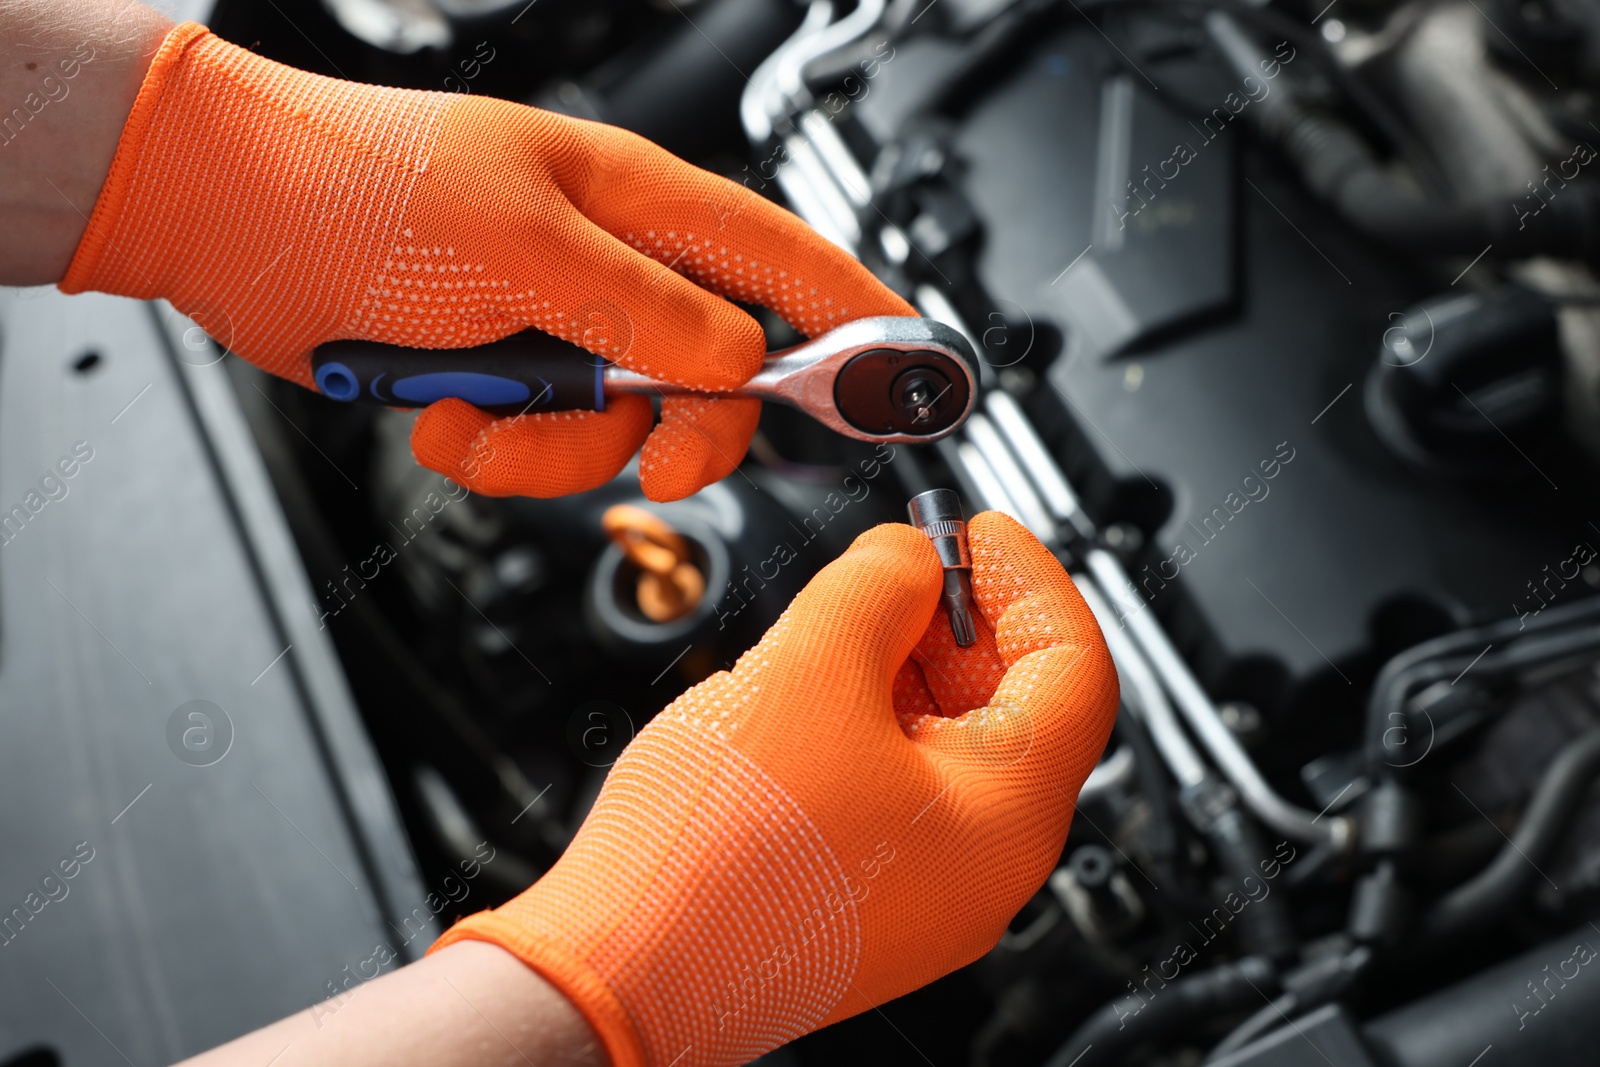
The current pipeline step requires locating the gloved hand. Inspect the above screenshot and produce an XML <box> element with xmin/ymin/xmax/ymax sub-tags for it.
<box><xmin>431</xmin><ymin>512</ymin><xmax>1119</xmax><ymax>1067</ymax></box>
<box><xmin>60</xmin><ymin>23</ymin><xmax>915</xmax><ymax>502</ymax></box>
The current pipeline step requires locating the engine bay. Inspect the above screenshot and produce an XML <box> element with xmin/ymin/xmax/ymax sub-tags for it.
<box><xmin>18</xmin><ymin>0</ymin><xmax>1600</xmax><ymax>1062</ymax></box>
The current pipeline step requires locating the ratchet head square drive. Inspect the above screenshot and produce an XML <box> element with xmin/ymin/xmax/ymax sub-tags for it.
<box><xmin>907</xmin><ymin>489</ymin><xmax>978</xmax><ymax>648</ymax></box>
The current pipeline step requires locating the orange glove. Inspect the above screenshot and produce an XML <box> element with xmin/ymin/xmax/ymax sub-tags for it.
<box><xmin>60</xmin><ymin>22</ymin><xmax>914</xmax><ymax>502</ymax></box>
<box><xmin>431</xmin><ymin>513</ymin><xmax>1118</xmax><ymax>1067</ymax></box>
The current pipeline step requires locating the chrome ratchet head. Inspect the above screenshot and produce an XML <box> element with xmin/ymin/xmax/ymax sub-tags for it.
<box><xmin>752</xmin><ymin>316</ymin><xmax>979</xmax><ymax>444</ymax></box>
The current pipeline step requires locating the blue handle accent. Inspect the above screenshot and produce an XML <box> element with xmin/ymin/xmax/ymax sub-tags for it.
<box><xmin>390</xmin><ymin>371</ymin><xmax>534</xmax><ymax>407</ymax></box>
<box><xmin>316</xmin><ymin>361</ymin><xmax>361</xmax><ymax>402</ymax></box>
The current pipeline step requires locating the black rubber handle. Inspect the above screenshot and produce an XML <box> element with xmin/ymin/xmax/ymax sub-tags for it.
<box><xmin>311</xmin><ymin>331</ymin><xmax>608</xmax><ymax>417</ymax></box>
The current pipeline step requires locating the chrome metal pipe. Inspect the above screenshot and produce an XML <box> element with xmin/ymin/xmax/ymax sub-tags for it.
<box><xmin>1085</xmin><ymin>548</ymin><xmax>1352</xmax><ymax>849</ymax></box>
<box><xmin>1078</xmin><ymin>579</ymin><xmax>1208</xmax><ymax>789</ymax></box>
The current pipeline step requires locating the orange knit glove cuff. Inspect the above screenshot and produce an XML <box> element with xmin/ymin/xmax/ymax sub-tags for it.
<box><xmin>61</xmin><ymin>21</ymin><xmax>210</xmax><ymax>295</ymax></box>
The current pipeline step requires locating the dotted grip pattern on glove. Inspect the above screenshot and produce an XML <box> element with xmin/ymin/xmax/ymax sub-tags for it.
<box><xmin>431</xmin><ymin>513</ymin><xmax>1119</xmax><ymax>1067</ymax></box>
<box><xmin>60</xmin><ymin>22</ymin><xmax>915</xmax><ymax>501</ymax></box>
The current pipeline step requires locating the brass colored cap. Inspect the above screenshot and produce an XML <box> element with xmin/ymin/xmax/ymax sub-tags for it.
<box><xmin>601</xmin><ymin>504</ymin><xmax>706</xmax><ymax>623</ymax></box>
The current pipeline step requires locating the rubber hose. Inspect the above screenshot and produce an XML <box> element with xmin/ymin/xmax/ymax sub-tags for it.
<box><xmin>1113</xmin><ymin>706</ymin><xmax>1185</xmax><ymax>887</ymax></box>
<box><xmin>1366</xmin><ymin>621</ymin><xmax>1600</xmax><ymax>777</ymax></box>
<box><xmin>1207</xmin><ymin>13</ymin><xmax>1600</xmax><ymax>258</ymax></box>
<box><xmin>1273</xmin><ymin>99</ymin><xmax>1600</xmax><ymax>259</ymax></box>
<box><xmin>1421</xmin><ymin>731</ymin><xmax>1600</xmax><ymax>941</ymax></box>
<box><xmin>1333</xmin><ymin>167</ymin><xmax>1600</xmax><ymax>258</ymax></box>
<box><xmin>1041</xmin><ymin>957</ymin><xmax>1276</xmax><ymax>1067</ymax></box>
<box><xmin>1369</xmin><ymin>596</ymin><xmax>1600</xmax><ymax>711</ymax></box>
<box><xmin>1201</xmin><ymin>808</ymin><xmax>1299</xmax><ymax>961</ymax></box>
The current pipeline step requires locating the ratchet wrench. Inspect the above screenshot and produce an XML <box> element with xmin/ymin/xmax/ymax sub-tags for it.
<box><xmin>309</xmin><ymin>315</ymin><xmax>978</xmax><ymax>444</ymax></box>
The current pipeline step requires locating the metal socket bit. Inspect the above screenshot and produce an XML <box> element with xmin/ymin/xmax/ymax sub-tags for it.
<box><xmin>906</xmin><ymin>489</ymin><xmax>978</xmax><ymax>648</ymax></box>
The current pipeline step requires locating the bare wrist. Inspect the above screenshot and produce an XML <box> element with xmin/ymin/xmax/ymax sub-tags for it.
<box><xmin>0</xmin><ymin>1</ymin><xmax>173</xmax><ymax>284</ymax></box>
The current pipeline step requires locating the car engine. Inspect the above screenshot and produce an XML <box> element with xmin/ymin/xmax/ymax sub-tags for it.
<box><xmin>8</xmin><ymin>0</ymin><xmax>1600</xmax><ymax>1063</ymax></box>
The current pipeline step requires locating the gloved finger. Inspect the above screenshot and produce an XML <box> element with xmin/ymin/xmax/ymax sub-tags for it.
<box><xmin>638</xmin><ymin>395</ymin><xmax>762</xmax><ymax>503</ymax></box>
<box><xmin>911</xmin><ymin>643</ymin><xmax>1114</xmax><ymax>796</ymax></box>
<box><xmin>906</xmin><ymin>612</ymin><xmax>1006</xmax><ymax>718</ymax></box>
<box><xmin>892</xmin><ymin>657</ymin><xmax>938</xmax><ymax>729</ymax></box>
<box><xmin>549</xmin><ymin>205</ymin><xmax>768</xmax><ymax>391</ymax></box>
<box><xmin>895</xmin><ymin>510</ymin><xmax>1057</xmax><ymax>723</ymax></box>
<box><xmin>410</xmin><ymin>394</ymin><xmax>653</xmax><ymax>497</ymax></box>
<box><xmin>968</xmin><ymin>510</ymin><xmax>1107</xmax><ymax>667</ymax></box>
<box><xmin>742</xmin><ymin>523</ymin><xmax>941</xmax><ymax>716</ymax></box>
<box><xmin>576</xmin><ymin>135</ymin><xmax>916</xmax><ymax>336</ymax></box>
<box><xmin>904</xmin><ymin>512</ymin><xmax>1117</xmax><ymax>787</ymax></box>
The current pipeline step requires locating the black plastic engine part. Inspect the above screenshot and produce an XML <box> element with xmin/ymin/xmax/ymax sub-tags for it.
<box><xmin>1347</xmin><ymin>860</ymin><xmax>1411</xmax><ymax>948</ymax></box>
<box><xmin>908</xmin><ymin>20</ymin><xmax>1592</xmax><ymax>719</ymax></box>
<box><xmin>1362</xmin><ymin>922</ymin><xmax>1600</xmax><ymax>1065</ymax></box>
<box><xmin>1208</xmin><ymin>1003</ymin><xmax>1378</xmax><ymax>1067</ymax></box>
<box><xmin>1205</xmin><ymin>947</ymin><xmax>1372</xmax><ymax>1061</ymax></box>
<box><xmin>1365</xmin><ymin>287</ymin><xmax>1564</xmax><ymax>474</ymax></box>
<box><xmin>1359</xmin><ymin>781</ymin><xmax>1423</xmax><ymax>855</ymax></box>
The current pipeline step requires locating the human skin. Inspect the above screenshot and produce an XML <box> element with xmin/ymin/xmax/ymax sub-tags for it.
<box><xmin>0</xmin><ymin>0</ymin><xmax>176</xmax><ymax>282</ymax></box>
<box><xmin>174</xmin><ymin>940</ymin><xmax>608</xmax><ymax>1067</ymax></box>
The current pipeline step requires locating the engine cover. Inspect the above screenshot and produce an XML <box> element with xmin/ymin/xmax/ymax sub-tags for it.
<box><xmin>873</xmin><ymin>23</ymin><xmax>1596</xmax><ymax>723</ymax></box>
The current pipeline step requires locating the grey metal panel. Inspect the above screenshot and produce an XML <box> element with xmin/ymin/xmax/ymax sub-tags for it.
<box><xmin>0</xmin><ymin>288</ymin><xmax>429</xmax><ymax>1065</ymax></box>
<box><xmin>157</xmin><ymin>302</ymin><xmax>439</xmax><ymax>966</ymax></box>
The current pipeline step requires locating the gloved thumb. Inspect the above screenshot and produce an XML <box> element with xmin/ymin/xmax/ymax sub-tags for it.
<box><xmin>745</xmin><ymin>524</ymin><xmax>942</xmax><ymax>713</ymax></box>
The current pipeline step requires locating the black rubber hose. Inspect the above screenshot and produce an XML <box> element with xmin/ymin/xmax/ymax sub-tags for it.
<box><xmin>1113</xmin><ymin>705</ymin><xmax>1185</xmax><ymax>887</ymax></box>
<box><xmin>1327</xmin><ymin>144</ymin><xmax>1600</xmax><ymax>258</ymax></box>
<box><xmin>1208</xmin><ymin>18</ymin><xmax>1600</xmax><ymax>258</ymax></box>
<box><xmin>1074</xmin><ymin>0</ymin><xmax>1445</xmax><ymax>193</ymax></box>
<box><xmin>1370</xmin><ymin>595</ymin><xmax>1600</xmax><ymax>705</ymax></box>
<box><xmin>1041</xmin><ymin>957</ymin><xmax>1276</xmax><ymax>1067</ymax></box>
<box><xmin>1108</xmin><ymin>707</ymin><xmax>1223</xmax><ymax>919</ymax></box>
<box><xmin>1420</xmin><ymin>731</ymin><xmax>1600</xmax><ymax>941</ymax></box>
<box><xmin>1177</xmin><ymin>777</ymin><xmax>1299</xmax><ymax>962</ymax></box>
<box><xmin>1365</xmin><ymin>618</ymin><xmax>1600</xmax><ymax>777</ymax></box>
